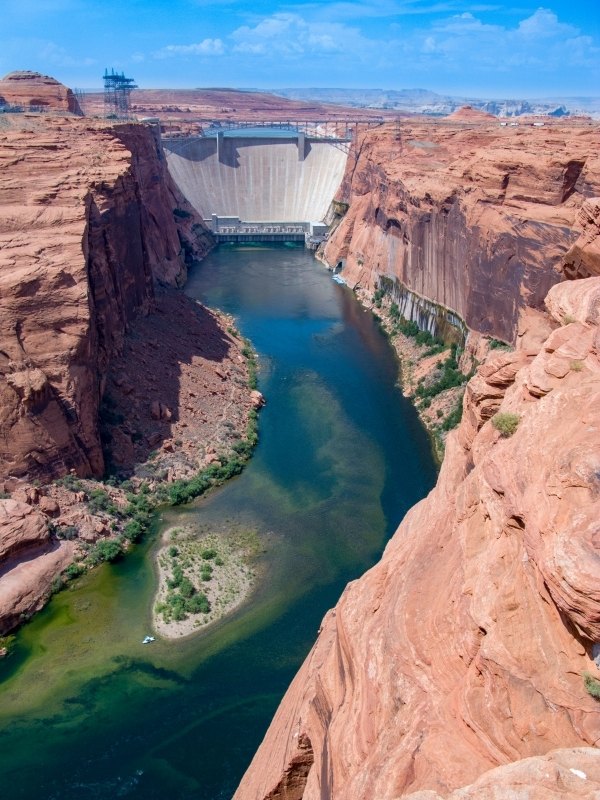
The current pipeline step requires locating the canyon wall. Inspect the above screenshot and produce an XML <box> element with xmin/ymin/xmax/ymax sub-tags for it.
<box><xmin>323</xmin><ymin>120</ymin><xmax>600</xmax><ymax>342</ymax></box>
<box><xmin>235</xmin><ymin>274</ymin><xmax>600</xmax><ymax>800</ymax></box>
<box><xmin>0</xmin><ymin>114</ymin><xmax>212</xmax><ymax>482</ymax></box>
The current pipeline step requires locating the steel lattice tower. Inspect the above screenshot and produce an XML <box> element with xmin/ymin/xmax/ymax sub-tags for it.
<box><xmin>103</xmin><ymin>68</ymin><xmax>138</xmax><ymax>117</ymax></box>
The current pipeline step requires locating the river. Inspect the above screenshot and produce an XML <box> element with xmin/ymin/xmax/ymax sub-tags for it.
<box><xmin>0</xmin><ymin>244</ymin><xmax>437</xmax><ymax>799</ymax></box>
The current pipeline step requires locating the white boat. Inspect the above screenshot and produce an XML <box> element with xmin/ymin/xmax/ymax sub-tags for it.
<box><xmin>332</xmin><ymin>274</ymin><xmax>347</xmax><ymax>285</ymax></box>
<box><xmin>142</xmin><ymin>635</ymin><xmax>155</xmax><ymax>644</ymax></box>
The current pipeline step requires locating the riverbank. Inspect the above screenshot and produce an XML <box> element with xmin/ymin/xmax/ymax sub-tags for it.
<box><xmin>316</xmin><ymin>260</ymin><xmax>485</xmax><ymax>459</ymax></box>
<box><xmin>358</xmin><ymin>287</ymin><xmax>470</xmax><ymax>458</ymax></box>
<box><xmin>154</xmin><ymin>523</ymin><xmax>261</xmax><ymax>638</ymax></box>
<box><xmin>0</xmin><ymin>287</ymin><xmax>262</xmax><ymax>637</ymax></box>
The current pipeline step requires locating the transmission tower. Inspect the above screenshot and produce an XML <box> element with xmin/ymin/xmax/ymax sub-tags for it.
<box><xmin>103</xmin><ymin>68</ymin><xmax>138</xmax><ymax>118</ymax></box>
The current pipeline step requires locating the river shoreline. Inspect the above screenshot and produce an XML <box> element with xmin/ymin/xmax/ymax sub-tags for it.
<box><xmin>0</xmin><ymin>285</ymin><xmax>261</xmax><ymax>639</ymax></box>
<box><xmin>315</xmin><ymin>253</ymin><xmax>477</xmax><ymax>460</ymax></box>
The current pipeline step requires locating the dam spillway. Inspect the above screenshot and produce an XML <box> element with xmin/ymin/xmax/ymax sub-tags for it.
<box><xmin>162</xmin><ymin>129</ymin><xmax>349</xmax><ymax>239</ymax></box>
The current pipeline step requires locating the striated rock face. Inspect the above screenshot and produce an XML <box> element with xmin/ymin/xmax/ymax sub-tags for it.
<box><xmin>0</xmin><ymin>499</ymin><xmax>49</xmax><ymax>562</ymax></box>
<box><xmin>235</xmin><ymin>276</ymin><xmax>600</xmax><ymax>800</ymax></box>
<box><xmin>0</xmin><ymin>71</ymin><xmax>82</xmax><ymax>114</ymax></box>
<box><xmin>562</xmin><ymin>198</ymin><xmax>600</xmax><ymax>280</ymax></box>
<box><xmin>0</xmin><ymin>114</ymin><xmax>212</xmax><ymax>481</ymax></box>
<box><xmin>0</xmin><ymin>499</ymin><xmax>74</xmax><ymax>633</ymax></box>
<box><xmin>323</xmin><ymin>120</ymin><xmax>600</xmax><ymax>342</ymax></box>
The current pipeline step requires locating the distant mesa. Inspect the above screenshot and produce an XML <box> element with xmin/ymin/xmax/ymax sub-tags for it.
<box><xmin>0</xmin><ymin>70</ymin><xmax>82</xmax><ymax>115</ymax></box>
<box><xmin>446</xmin><ymin>105</ymin><xmax>497</xmax><ymax>121</ymax></box>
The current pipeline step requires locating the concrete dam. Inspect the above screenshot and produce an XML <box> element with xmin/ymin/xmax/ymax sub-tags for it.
<box><xmin>162</xmin><ymin>128</ymin><xmax>349</xmax><ymax>242</ymax></box>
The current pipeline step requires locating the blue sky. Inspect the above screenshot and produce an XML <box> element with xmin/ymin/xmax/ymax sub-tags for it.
<box><xmin>0</xmin><ymin>1</ymin><xmax>598</xmax><ymax>97</ymax></box>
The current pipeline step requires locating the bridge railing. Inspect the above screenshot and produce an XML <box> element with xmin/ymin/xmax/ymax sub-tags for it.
<box><xmin>206</xmin><ymin>218</ymin><xmax>311</xmax><ymax>235</ymax></box>
<box><xmin>160</xmin><ymin>118</ymin><xmax>383</xmax><ymax>141</ymax></box>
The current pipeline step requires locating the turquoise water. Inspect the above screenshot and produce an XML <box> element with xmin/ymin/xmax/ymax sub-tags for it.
<box><xmin>0</xmin><ymin>244</ymin><xmax>436</xmax><ymax>799</ymax></box>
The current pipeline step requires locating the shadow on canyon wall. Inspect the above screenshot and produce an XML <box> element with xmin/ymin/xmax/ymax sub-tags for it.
<box><xmin>100</xmin><ymin>289</ymin><xmax>233</xmax><ymax>475</ymax></box>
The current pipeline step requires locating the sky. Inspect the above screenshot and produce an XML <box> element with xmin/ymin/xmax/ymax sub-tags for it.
<box><xmin>0</xmin><ymin>0</ymin><xmax>598</xmax><ymax>98</ymax></box>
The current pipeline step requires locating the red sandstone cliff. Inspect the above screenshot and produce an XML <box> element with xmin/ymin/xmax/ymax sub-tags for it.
<box><xmin>235</xmin><ymin>275</ymin><xmax>600</xmax><ymax>799</ymax></box>
<box><xmin>0</xmin><ymin>71</ymin><xmax>82</xmax><ymax>114</ymax></box>
<box><xmin>323</xmin><ymin>120</ymin><xmax>600</xmax><ymax>342</ymax></box>
<box><xmin>0</xmin><ymin>114</ymin><xmax>212</xmax><ymax>481</ymax></box>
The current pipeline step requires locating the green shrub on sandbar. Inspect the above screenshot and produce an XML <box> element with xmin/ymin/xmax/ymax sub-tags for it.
<box><xmin>186</xmin><ymin>593</ymin><xmax>210</xmax><ymax>614</ymax></box>
<box><xmin>491</xmin><ymin>412</ymin><xmax>520</xmax><ymax>438</ymax></box>
<box><xmin>179</xmin><ymin>576</ymin><xmax>195</xmax><ymax>599</ymax></box>
<box><xmin>157</xmin><ymin>588</ymin><xmax>211</xmax><ymax>622</ymax></box>
<box><xmin>167</xmin><ymin>563</ymin><xmax>184</xmax><ymax>589</ymax></box>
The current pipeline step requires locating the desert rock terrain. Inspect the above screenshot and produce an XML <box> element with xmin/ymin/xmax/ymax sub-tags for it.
<box><xmin>2</xmin><ymin>71</ymin><xmax>600</xmax><ymax>800</ymax></box>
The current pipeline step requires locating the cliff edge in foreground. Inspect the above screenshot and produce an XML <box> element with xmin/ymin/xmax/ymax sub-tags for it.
<box><xmin>235</xmin><ymin>276</ymin><xmax>600</xmax><ymax>799</ymax></box>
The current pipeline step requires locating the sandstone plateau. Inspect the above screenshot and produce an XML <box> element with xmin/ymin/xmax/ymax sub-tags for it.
<box><xmin>235</xmin><ymin>275</ymin><xmax>600</xmax><ymax>799</ymax></box>
<box><xmin>323</xmin><ymin>118</ymin><xmax>600</xmax><ymax>342</ymax></box>
<box><xmin>0</xmin><ymin>71</ymin><xmax>82</xmax><ymax>114</ymax></box>
<box><xmin>77</xmin><ymin>86</ymin><xmax>393</xmax><ymax>124</ymax></box>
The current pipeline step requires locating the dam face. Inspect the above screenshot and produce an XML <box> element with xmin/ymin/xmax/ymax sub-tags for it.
<box><xmin>163</xmin><ymin>131</ymin><xmax>349</xmax><ymax>240</ymax></box>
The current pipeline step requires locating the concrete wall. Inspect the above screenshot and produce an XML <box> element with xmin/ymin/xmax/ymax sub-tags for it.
<box><xmin>163</xmin><ymin>136</ymin><xmax>348</xmax><ymax>223</ymax></box>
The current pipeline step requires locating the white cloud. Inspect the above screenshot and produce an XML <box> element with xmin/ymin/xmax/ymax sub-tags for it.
<box><xmin>103</xmin><ymin>5</ymin><xmax>597</xmax><ymax>93</ymax></box>
<box><xmin>231</xmin><ymin>12</ymin><xmax>368</xmax><ymax>58</ymax></box>
<box><xmin>153</xmin><ymin>39</ymin><xmax>225</xmax><ymax>59</ymax></box>
<box><xmin>422</xmin><ymin>35</ymin><xmax>436</xmax><ymax>53</ymax></box>
<box><xmin>516</xmin><ymin>7</ymin><xmax>577</xmax><ymax>39</ymax></box>
<box><xmin>233</xmin><ymin>42</ymin><xmax>267</xmax><ymax>55</ymax></box>
<box><xmin>402</xmin><ymin>7</ymin><xmax>599</xmax><ymax>72</ymax></box>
